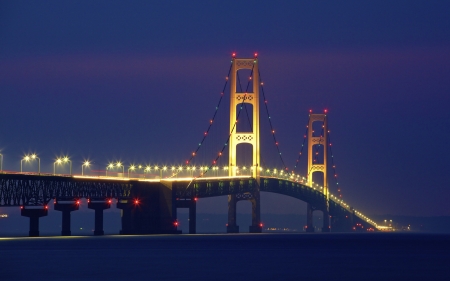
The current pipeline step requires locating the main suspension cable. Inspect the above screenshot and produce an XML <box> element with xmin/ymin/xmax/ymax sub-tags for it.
<box><xmin>169</xmin><ymin>59</ymin><xmax>233</xmax><ymax>180</ymax></box>
<box><xmin>292</xmin><ymin>117</ymin><xmax>310</xmax><ymax>175</ymax></box>
<box><xmin>259</xmin><ymin>69</ymin><xmax>290</xmax><ymax>175</ymax></box>
<box><xmin>327</xmin><ymin>130</ymin><xmax>343</xmax><ymax>198</ymax></box>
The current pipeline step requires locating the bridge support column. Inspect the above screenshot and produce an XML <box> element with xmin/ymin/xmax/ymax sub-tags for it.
<box><xmin>227</xmin><ymin>194</ymin><xmax>239</xmax><ymax>233</ymax></box>
<box><xmin>306</xmin><ymin>203</ymin><xmax>314</xmax><ymax>232</ymax></box>
<box><xmin>54</xmin><ymin>200</ymin><xmax>79</xmax><ymax>236</ymax></box>
<box><xmin>21</xmin><ymin>207</ymin><xmax>48</xmax><ymax>237</ymax></box>
<box><xmin>249</xmin><ymin>192</ymin><xmax>262</xmax><ymax>233</ymax></box>
<box><xmin>173</xmin><ymin>198</ymin><xmax>196</xmax><ymax>234</ymax></box>
<box><xmin>88</xmin><ymin>199</ymin><xmax>111</xmax><ymax>235</ymax></box>
<box><xmin>117</xmin><ymin>200</ymin><xmax>134</xmax><ymax>235</ymax></box>
<box><xmin>189</xmin><ymin>199</ymin><xmax>196</xmax><ymax>234</ymax></box>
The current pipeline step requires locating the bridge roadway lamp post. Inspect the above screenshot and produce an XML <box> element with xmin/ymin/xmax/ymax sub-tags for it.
<box><xmin>162</xmin><ymin>166</ymin><xmax>167</xmax><ymax>179</ymax></box>
<box><xmin>53</xmin><ymin>159</ymin><xmax>61</xmax><ymax>174</ymax></box>
<box><xmin>21</xmin><ymin>154</ymin><xmax>40</xmax><ymax>174</ymax></box>
<box><xmin>144</xmin><ymin>166</ymin><xmax>151</xmax><ymax>178</ymax></box>
<box><xmin>128</xmin><ymin>165</ymin><xmax>136</xmax><ymax>178</ymax></box>
<box><xmin>53</xmin><ymin>157</ymin><xmax>72</xmax><ymax>175</ymax></box>
<box><xmin>116</xmin><ymin>162</ymin><xmax>124</xmax><ymax>177</ymax></box>
<box><xmin>0</xmin><ymin>153</ymin><xmax>2</xmax><ymax>172</ymax></box>
<box><xmin>65</xmin><ymin>157</ymin><xmax>72</xmax><ymax>175</ymax></box>
<box><xmin>82</xmin><ymin>161</ymin><xmax>90</xmax><ymax>176</ymax></box>
<box><xmin>106</xmin><ymin>163</ymin><xmax>114</xmax><ymax>176</ymax></box>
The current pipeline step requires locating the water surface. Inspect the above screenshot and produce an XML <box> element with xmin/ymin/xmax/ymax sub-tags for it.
<box><xmin>0</xmin><ymin>233</ymin><xmax>448</xmax><ymax>281</ymax></box>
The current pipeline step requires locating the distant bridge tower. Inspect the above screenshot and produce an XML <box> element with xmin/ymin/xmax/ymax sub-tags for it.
<box><xmin>306</xmin><ymin>113</ymin><xmax>330</xmax><ymax>232</ymax></box>
<box><xmin>227</xmin><ymin>56</ymin><xmax>261</xmax><ymax>233</ymax></box>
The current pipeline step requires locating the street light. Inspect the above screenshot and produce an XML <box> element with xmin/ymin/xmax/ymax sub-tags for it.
<box><xmin>128</xmin><ymin>165</ymin><xmax>136</xmax><ymax>178</ymax></box>
<box><xmin>144</xmin><ymin>166</ymin><xmax>151</xmax><ymax>178</ymax></box>
<box><xmin>162</xmin><ymin>166</ymin><xmax>167</xmax><ymax>179</ymax></box>
<box><xmin>82</xmin><ymin>160</ymin><xmax>90</xmax><ymax>176</ymax></box>
<box><xmin>54</xmin><ymin>158</ymin><xmax>62</xmax><ymax>174</ymax></box>
<box><xmin>64</xmin><ymin>157</ymin><xmax>72</xmax><ymax>175</ymax></box>
<box><xmin>0</xmin><ymin>153</ymin><xmax>3</xmax><ymax>172</ymax></box>
<box><xmin>106</xmin><ymin>163</ymin><xmax>115</xmax><ymax>176</ymax></box>
<box><xmin>21</xmin><ymin>154</ymin><xmax>40</xmax><ymax>174</ymax></box>
<box><xmin>116</xmin><ymin>162</ymin><xmax>124</xmax><ymax>177</ymax></box>
<box><xmin>54</xmin><ymin>156</ymin><xmax>72</xmax><ymax>175</ymax></box>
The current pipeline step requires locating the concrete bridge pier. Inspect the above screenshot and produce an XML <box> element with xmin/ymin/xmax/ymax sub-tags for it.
<box><xmin>117</xmin><ymin>181</ymin><xmax>179</xmax><ymax>235</ymax></box>
<box><xmin>188</xmin><ymin>200</ymin><xmax>196</xmax><ymax>234</ymax></box>
<box><xmin>117</xmin><ymin>199</ymin><xmax>134</xmax><ymax>235</ymax></box>
<box><xmin>226</xmin><ymin>194</ymin><xmax>239</xmax><ymax>233</ymax></box>
<box><xmin>227</xmin><ymin>191</ymin><xmax>262</xmax><ymax>233</ymax></box>
<box><xmin>21</xmin><ymin>207</ymin><xmax>48</xmax><ymax>237</ymax></box>
<box><xmin>248</xmin><ymin>192</ymin><xmax>262</xmax><ymax>233</ymax></box>
<box><xmin>88</xmin><ymin>199</ymin><xmax>111</xmax><ymax>235</ymax></box>
<box><xmin>54</xmin><ymin>200</ymin><xmax>79</xmax><ymax>236</ymax></box>
<box><xmin>306</xmin><ymin>203</ymin><xmax>315</xmax><ymax>232</ymax></box>
<box><xmin>173</xmin><ymin>198</ymin><xmax>197</xmax><ymax>234</ymax></box>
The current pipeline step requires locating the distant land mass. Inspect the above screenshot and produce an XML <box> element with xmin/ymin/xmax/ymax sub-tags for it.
<box><xmin>1</xmin><ymin>209</ymin><xmax>449</xmax><ymax>236</ymax></box>
<box><xmin>371</xmin><ymin>215</ymin><xmax>450</xmax><ymax>233</ymax></box>
<box><xmin>176</xmin><ymin>213</ymin><xmax>450</xmax><ymax>234</ymax></box>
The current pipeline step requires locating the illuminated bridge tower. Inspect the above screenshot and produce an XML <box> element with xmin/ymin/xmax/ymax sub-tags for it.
<box><xmin>227</xmin><ymin>56</ymin><xmax>261</xmax><ymax>233</ymax></box>
<box><xmin>306</xmin><ymin>113</ymin><xmax>330</xmax><ymax>232</ymax></box>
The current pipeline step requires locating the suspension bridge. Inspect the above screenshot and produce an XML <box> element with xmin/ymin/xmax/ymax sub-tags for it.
<box><xmin>0</xmin><ymin>54</ymin><xmax>378</xmax><ymax>236</ymax></box>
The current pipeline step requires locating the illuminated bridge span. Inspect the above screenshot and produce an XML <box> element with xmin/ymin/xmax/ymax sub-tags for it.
<box><xmin>0</xmin><ymin>55</ymin><xmax>378</xmax><ymax>236</ymax></box>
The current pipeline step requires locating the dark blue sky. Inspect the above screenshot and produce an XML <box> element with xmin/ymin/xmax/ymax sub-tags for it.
<box><xmin>1</xmin><ymin>1</ymin><xmax>449</xmax><ymax>217</ymax></box>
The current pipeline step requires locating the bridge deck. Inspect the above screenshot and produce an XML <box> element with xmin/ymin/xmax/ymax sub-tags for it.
<box><xmin>0</xmin><ymin>173</ymin><xmax>376</xmax><ymax>228</ymax></box>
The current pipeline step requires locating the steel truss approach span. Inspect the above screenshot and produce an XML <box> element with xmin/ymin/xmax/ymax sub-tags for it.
<box><xmin>0</xmin><ymin>174</ymin><xmax>132</xmax><ymax>206</ymax></box>
<box><xmin>0</xmin><ymin>174</ymin><xmax>325</xmax><ymax>210</ymax></box>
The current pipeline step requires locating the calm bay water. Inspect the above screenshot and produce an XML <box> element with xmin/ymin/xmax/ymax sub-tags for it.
<box><xmin>0</xmin><ymin>233</ymin><xmax>448</xmax><ymax>281</ymax></box>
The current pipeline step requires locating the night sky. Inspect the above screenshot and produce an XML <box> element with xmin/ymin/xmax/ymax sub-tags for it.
<box><xmin>1</xmin><ymin>1</ymin><xmax>449</xmax><ymax>219</ymax></box>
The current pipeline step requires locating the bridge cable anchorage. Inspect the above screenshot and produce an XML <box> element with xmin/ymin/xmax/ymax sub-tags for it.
<box><xmin>259</xmin><ymin>70</ymin><xmax>291</xmax><ymax>177</ymax></box>
<box><xmin>183</xmin><ymin>55</ymin><xmax>257</xmax><ymax>193</ymax></box>
<box><xmin>169</xmin><ymin>59</ymin><xmax>233</xmax><ymax>180</ymax></box>
<box><xmin>292</xmin><ymin>116</ymin><xmax>310</xmax><ymax>180</ymax></box>
<box><xmin>327</xmin><ymin>130</ymin><xmax>342</xmax><ymax>198</ymax></box>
